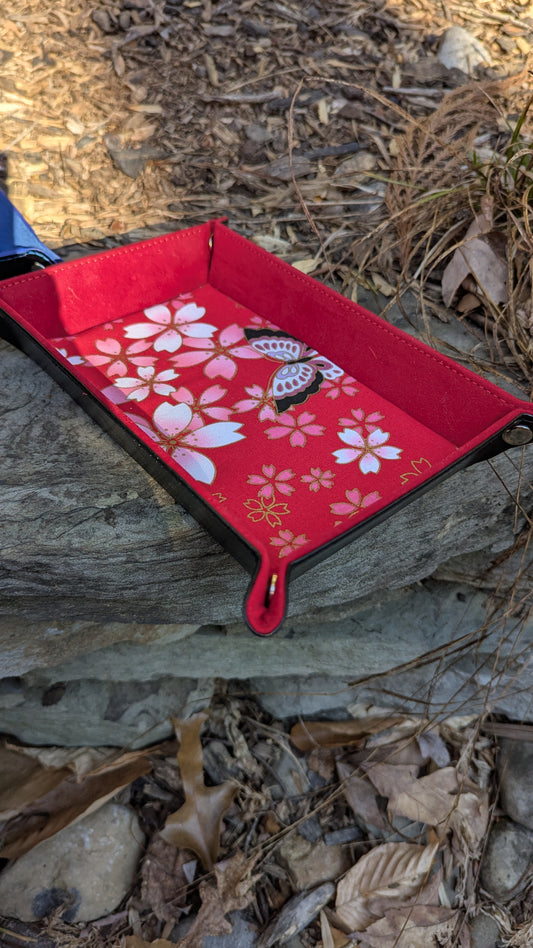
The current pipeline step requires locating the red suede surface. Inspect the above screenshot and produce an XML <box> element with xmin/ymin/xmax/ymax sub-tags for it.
<box><xmin>0</xmin><ymin>220</ymin><xmax>531</xmax><ymax>634</ymax></box>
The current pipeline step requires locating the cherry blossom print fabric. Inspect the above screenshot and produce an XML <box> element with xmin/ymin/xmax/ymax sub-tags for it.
<box><xmin>51</xmin><ymin>283</ymin><xmax>454</xmax><ymax>579</ymax></box>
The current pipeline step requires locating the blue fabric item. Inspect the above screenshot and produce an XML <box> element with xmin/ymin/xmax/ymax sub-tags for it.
<box><xmin>0</xmin><ymin>190</ymin><xmax>60</xmax><ymax>267</ymax></box>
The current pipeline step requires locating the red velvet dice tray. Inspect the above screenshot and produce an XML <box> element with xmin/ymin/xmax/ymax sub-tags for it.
<box><xmin>1</xmin><ymin>219</ymin><xmax>532</xmax><ymax>635</ymax></box>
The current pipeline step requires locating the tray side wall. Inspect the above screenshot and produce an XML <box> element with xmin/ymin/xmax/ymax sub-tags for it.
<box><xmin>0</xmin><ymin>223</ymin><xmax>213</xmax><ymax>337</ymax></box>
<box><xmin>209</xmin><ymin>222</ymin><xmax>525</xmax><ymax>447</ymax></box>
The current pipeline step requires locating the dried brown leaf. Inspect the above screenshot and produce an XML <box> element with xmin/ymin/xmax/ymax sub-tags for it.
<box><xmin>360</xmin><ymin>904</ymin><xmax>456</xmax><ymax>947</ymax></box>
<box><xmin>364</xmin><ymin>762</ymin><xmax>488</xmax><ymax>846</ymax></box>
<box><xmin>335</xmin><ymin>841</ymin><xmax>438</xmax><ymax>932</ymax></box>
<box><xmin>448</xmin><ymin>790</ymin><xmax>489</xmax><ymax>852</ymax></box>
<box><xmin>0</xmin><ymin>743</ymin><xmax>71</xmax><ymax>821</ymax></box>
<box><xmin>124</xmin><ymin>938</ymin><xmax>173</xmax><ymax>948</ymax></box>
<box><xmin>290</xmin><ymin>716</ymin><xmax>406</xmax><ymax>752</ymax></box>
<box><xmin>0</xmin><ymin>751</ymin><xmax>152</xmax><ymax>860</ymax></box>
<box><xmin>320</xmin><ymin>909</ymin><xmax>335</xmax><ymax>948</ymax></box>
<box><xmin>369</xmin><ymin>764</ymin><xmax>459</xmax><ymax>826</ymax></box>
<box><xmin>441</xmin><ymin>194</ymin><xmax>508</xmax><ymax>307</ymax></box>
<box><xmin>160</xmin><ymin>714</ymin><xmax>237</xmax><ymax>870</ymax></box>
<box><xmin>140</xmin><ymin>833</ymin><xmax>192</xmax><ymax>923</ymax></box>
<box><xmin>441</xmin><ymin>214</ymin><xmax>508</xmax><ymax>308</ymax></box>
<box><xmin>174</xmin><ymin>851</ymin><xmax>259</xmax><ymax>948</ymax></box>
<box><xmin>336</xmin><ymin>760</ymin><xmax>386</xmax><ymax>831</ymax></box>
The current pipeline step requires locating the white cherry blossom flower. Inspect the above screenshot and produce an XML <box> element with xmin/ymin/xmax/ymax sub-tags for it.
<box><xmin>124</xmin><ymin>302</ymin><xmax>217</xmax><ymax>353</ymax></box>
<box><xmin>126</xmin><ymin>402</ymin><xmax>244</xmax><ymax>484</ymax></box>
<box><xmin>333</xmin><ymin>427</ymin><xmax>402</xmax><ymax>474</ymax></box>
<box><xmin>55</xmin><ymin>347</ymin><xmax>85</xmax><ymax>366</ymax></box>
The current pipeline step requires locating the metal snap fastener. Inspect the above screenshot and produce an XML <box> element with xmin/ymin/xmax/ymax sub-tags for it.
<box><xmin>502</xmin><ymin>425</ymin><xmax>533</xmax><ymax>446</ymax></box>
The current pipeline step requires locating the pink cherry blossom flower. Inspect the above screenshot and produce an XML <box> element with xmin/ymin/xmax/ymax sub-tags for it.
<box><xmin>301</xmin><ymin>468</ymin><xmax>335</xmax><ymax>492</ymax></box>
<box><xmin>333</xmin><ymin>427</ymin><xmax>402</xmax><ymax>474</ymax></box>
<box><xmin>171</xmin><ymin>323</ymin><xmax>262</xmax><ymax>379</ymax></box>
<box><xmin>232</xmin><ymin>384</ymin><xmax>276</xmax><ymax>422</ymax></box>
<box><xmin>113</xmin><ymin>365</ymin><xmax>178</xmax><ymax>402</ymax></box>
<box><xmin>124</xmin><ymin>302</ymin><xmax>217</xmax><ymax>353</ymax></box>
<box><xmin>173</xmin><ymin>384</ymin><xmax>232</xmax><ymax>422</ymax></box>
<box><xmin>126</xmin><ymin>402</ymin><xmax>244</xmax><ymax>484</ymax></box>
<box><xmin>330</xmin><ymin>488</ymin><xmax>381</xmax><ymax>518</ymax></box>
<box><xmin>248</xmin><ymin>465</ymin><xmax>295</xmax><ymax>500</ymax></box>
<box><xmin>248</xmin><ymin>315</ymin><xmax>278</xmax><ymax>329</ymax></box>
<box><xmin>270</xmin><ymin>529</ymin><xmax>309</xmax><ymax>558</ymax></box>
<box><xmin>322</xmin><ymin>375</ymin><xmax>358</xmax><ymax>399</ymax></box>
<box><xmin>338</xmin><ymin>407</ymin><xmax>384</xmax><ymax>433</ymax></box>
<box><xmin>265</xmin><ymin>411</ymin><xmax>325</xmax><ymax>448</ymax></box>
<box><xmin>84</xmin><ymin>337</ymin><xmax>154</xmax><ymax>378</ymax></box>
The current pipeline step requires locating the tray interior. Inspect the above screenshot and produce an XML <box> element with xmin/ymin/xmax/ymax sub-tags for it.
<box><xmin>49</xmin><ymin>282</ymin><xmax>454</xmax><ymax>585</ymax></box>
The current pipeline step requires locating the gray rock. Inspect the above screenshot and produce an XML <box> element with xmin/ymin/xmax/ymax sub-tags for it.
<box><xmin>470</xmin><ymin>913</ymin><xmax>500</xmax><ymax>948</ymax></box>
<box><xmin>300</xmin><ymin>817</ymin><xmax>323</xmax><ymax>843</ymax></box>
<box><xmin>0</xmin><ymin>575</ymin><xmax>531</xmax><ymax>745</ymax></box>
<box><xmin>103</xmin><ymin>135</ymin><xmax>167</xmax><ymax>179</ymax></box>
<box><xmin>324</xmin><ymin>826</ymin><xmax>363</xmax><ymax>845</ymax></box>
<box><xmin>203</xmin><ymin>911</ymin><xmax>258</xmax><ymax>947</ymax></box>
<box><xmin>245</xmin><ymin>124</ymin><xmax>272</xmax><ymax>143</ymax></box>
<box><xmin>480</xmin><ymin>819</ymin><xmax>533</xmax><ymax>900</ymax></box>
<box><xmin>0</xmin><ymin>676</ymin><xmax>214</xmax><ymax>747</ymax></box>
<box><xmin>91</xmin><ymin>9</ymin><xmax>114</xmax><ymax>32</ymax></box>
<box><xmin>498</xmin><ymin>739</ymin><xmax>533</xmax><ymax>831</ymax></box>
<box><xmin>438</xmin><ymin>26</ymin><xmax>491</xmax><ymax>74</ymax></box>
<box><xmin>257</xmin><ymin>883</ymin><xmax>334</xmax><ymax>948</ymax></box>
<box><xmin>277</xmin><ymin>835</ymin><xmax>349</xmax><ymax>891</ymax></box>
<box><xmin>383</xmin><ymin>815</ymin><xmax>426</xmax><ymax>844</ymax></box>
<box><xmin>0</xmin><ymin>803</ymin><xmax>144</xmax><ymax>922</ymax></box>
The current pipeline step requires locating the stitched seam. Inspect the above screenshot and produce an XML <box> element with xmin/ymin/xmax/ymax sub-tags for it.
<box><xmin>220</xmin><ymin>228</ymin><xmax>512</xmax><ymax>409</ymax></box>
<box><xmin>0</xmin><ymin>230</ymin><xmax>199</xmax><ymax>291</ymax></box>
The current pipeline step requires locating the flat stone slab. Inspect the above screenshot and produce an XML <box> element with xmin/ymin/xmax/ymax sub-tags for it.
<box><xmin>1</xmin><ymin>577</ymin><xmax>531</xmax><ymax>746</ymax></box>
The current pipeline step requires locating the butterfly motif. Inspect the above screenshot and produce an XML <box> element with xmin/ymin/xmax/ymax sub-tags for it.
<box><xmin>244</xmin><ymin>328</ymin><xmax>344</xmax><ymax>413</ymax></box>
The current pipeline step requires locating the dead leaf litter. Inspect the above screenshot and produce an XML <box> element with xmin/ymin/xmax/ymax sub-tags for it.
<box><xmin>0</xmin><ymin>692</ymin><xmax>531</xmax><ymax>946</ymax></box>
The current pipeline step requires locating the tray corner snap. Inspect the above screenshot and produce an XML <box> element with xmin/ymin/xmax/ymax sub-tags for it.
<box><xmin>502</xmin><ymin>424</ymin><xmax>533</xmax><ymax>446</ymax></box>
